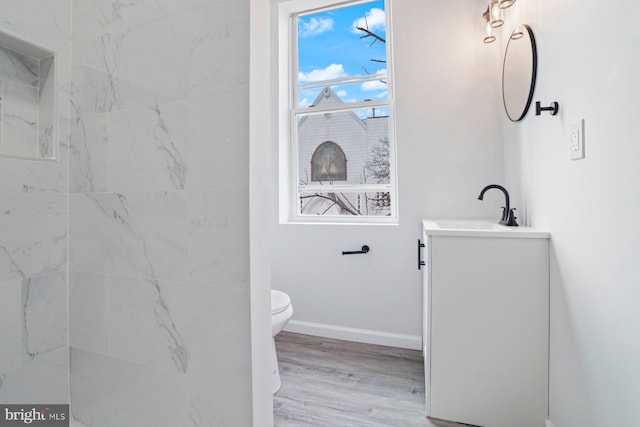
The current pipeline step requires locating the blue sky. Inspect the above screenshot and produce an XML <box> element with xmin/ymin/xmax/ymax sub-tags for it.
<box><xmin>296</xmin><ymin>0</ymin><xmax>387</xmax><ymax>108</ymax></box>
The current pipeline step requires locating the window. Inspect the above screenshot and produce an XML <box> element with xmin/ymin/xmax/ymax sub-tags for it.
<box><xmin>280</xmin><ymin>0</ymin><xmax>397</xmax><ymax>222</ymax></box>
<box><xmin>311</xmin><ymin>141</ymin><xmax>347</xmax><ymax>181</ymax></box>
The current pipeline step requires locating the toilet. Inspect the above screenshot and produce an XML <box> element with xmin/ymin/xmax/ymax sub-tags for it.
<box><xmin>271</xmin><ymin>289</ymin><xmax>293</xmax><ymax>394</ymax></box>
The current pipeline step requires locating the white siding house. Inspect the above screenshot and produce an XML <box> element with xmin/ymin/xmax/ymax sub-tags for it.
<box><xmin>297</xmin><ymin>87</ymin><xmax>389</xmax><ymax>215</ymax></box>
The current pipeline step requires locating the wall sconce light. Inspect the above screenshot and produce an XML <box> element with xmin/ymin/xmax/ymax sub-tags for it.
<box><xmin>482</xmin><ymin>0</ymin><xmax>517</xmax><ymax>44</ymax></box>
<box><xmin>511</xmin><ymin>25</ymin><xmax>524</xmax><ymax>40</ymax></box>
<box><xmin>483</xmin><ymin>10</ymin><xmax>496</xmax><ymax>43</ymax></box>
<box><xmin>484</xmin><ymin>22</ymin><xmax>497</xmax><ymax>44</ymax></box>
<box><xmin>490</xmin><ymin>1</ymin><xmax>504</xmax><ymax>28</ymax></box>
<box><xmin>499</xmin><ymin>0</ymin><xmax>516</xmax><ymax>9</ymax></box>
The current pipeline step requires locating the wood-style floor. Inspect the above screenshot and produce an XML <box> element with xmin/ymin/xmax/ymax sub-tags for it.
<box><xmin>273</xmin><ymin>332</ymin><xmax>465</xmax><ymax>427</ymax></box>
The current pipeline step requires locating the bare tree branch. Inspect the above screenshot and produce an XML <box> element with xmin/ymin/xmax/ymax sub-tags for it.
<box><xmin>300</xmin><ymin>192</ymin><xmax>361</xmax><ymax>215</ymax></box>
<box><xmin>356</xmin><ymin>15</ymin><xmax>386</xmax><ymax>45</ymax></box>
<box><xmin>355</xmin><ymin>16</ymin><xmax>387</xmax><ymax>64</ymax></box>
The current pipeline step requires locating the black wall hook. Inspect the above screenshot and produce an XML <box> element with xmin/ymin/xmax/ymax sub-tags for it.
<box><xmin>342</xmin><ymin>245</ymin><xmax>370</xmax><ymax>255</ymax></box>
<box><xmin>535</xmin><ymin>101</ymin><xmax>559</xmax><ymax>116</ymax></box>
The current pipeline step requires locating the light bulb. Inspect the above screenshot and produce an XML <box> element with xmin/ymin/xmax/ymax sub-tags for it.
<box><xmin>490</xmin><ymin>1</ymin><xmax>504</xmax><ymax>28</ymax></box>
<box><xmin>499</xmin><ymin>0</ymin><xmax>516</xmax><ymax>9</ymax></box>
<box><xmin>484</xmin><ymin>22</ymin><xmax>496</xmax><ymax>44</ymax></box>
<box><xmin>511</xmin><ymin>26</ymin><xmax>524</xmax><ymax>40</ymax></box>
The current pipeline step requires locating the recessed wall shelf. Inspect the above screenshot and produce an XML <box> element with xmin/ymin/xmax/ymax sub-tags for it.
<box><xmin>0</xmin><ymin>27</ymin><xmax>58</xmax><ymax>160</ymax></box>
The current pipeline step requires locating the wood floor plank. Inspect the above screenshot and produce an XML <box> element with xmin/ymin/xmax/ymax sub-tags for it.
<box><xmin>274</xmin><ymin>332</ymin><xmax>463</xmax><ymax>427</ymax></box>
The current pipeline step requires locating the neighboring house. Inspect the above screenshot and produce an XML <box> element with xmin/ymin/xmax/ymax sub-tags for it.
<box><xmin>297</xmin><ymin>86</ymin><xmax>389</xmax><ymax>215</ymax></box>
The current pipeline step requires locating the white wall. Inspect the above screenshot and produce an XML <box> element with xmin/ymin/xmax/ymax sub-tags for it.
<box><xmin>0</xmin><ymin>0</ymin><xmax>72</xmax><ymax>405</ymax></box>
<box><xmin>271</xmin><ymin>0</ymin><xmax>504</xmax><ymax>345</ymax></box>
<box><xmin>250</xmin><ymin>0</ymin><xmax>276</xmax><ymax>424</ymax></box>
<box><xmin>499</xmin><ymin>1</ymin><xmax>640</xmax><ymax>426</ymax></box>
<box><xmin>68</xmin><ymin>0</ymin><xmax>253</xmax><ymax>425</ymax></box>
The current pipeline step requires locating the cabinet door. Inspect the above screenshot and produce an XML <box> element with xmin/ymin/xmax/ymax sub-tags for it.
<box><xmin>421</xmin><ymin>234</ymin><xmax>431</xmax><ymax>416</ymax></box>
<box><xmin>428</xmin><ymin>235</ymin><xmax>548</xmax><ymax>427</ymax></box>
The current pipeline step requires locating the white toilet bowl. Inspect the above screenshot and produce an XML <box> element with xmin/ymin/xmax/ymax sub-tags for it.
<box><xmin>271</xmin><ymin>289</ymin><xmax>293</xmax><ymax>394</ymax></box>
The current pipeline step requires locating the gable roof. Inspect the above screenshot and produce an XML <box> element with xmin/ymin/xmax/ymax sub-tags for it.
<box><xmin>298</xmin><ymin>87</ymin><xmax>367</xmax><ymax>130</ymax></box>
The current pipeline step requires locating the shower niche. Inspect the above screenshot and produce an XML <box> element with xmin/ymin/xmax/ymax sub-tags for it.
<box><xmin>0</xmin><ymin>28</ymin><xmax>58</xmax><ymax>160</ymax></box>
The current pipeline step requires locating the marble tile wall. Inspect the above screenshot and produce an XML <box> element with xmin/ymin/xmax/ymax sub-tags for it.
<box><xmin>1</xmin><ymin>77</ymin><xmax>40</xmax><ymax>156</ymax></box>
<box><xmin>0</xmin><ymin>0</ymin><xmax>72</xmax><ymax>406</ymax></box>
<box><xmin>68</xmin><ymin>0</ymin><xmax>252</xmax><ymax>425</ymax></box>
<box><xmin>0</xmin><ymin>30</ymin><xmax>57</xmax><ymax>158</ymax></box>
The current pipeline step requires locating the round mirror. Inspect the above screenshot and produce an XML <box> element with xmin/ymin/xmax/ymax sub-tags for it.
<box><xmin>502</xmin><ymin>25</ymin><xmax>537</xmax><ymax>122</ymax></box>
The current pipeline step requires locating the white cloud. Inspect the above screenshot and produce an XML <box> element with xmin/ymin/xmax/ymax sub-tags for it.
<box><xmin>336</xmin><ymin>90</ymin><xmax>348</xmax><ymax>97</ymax></box>
<box><xmin>352</xmin><ymin>8</ymin><xmax>386</xmax><ymax>34</ymax></box>
<box><xmin>299</xmin><ymin>98</ymin><xmax>311</xmax><ymax>108</ymax></box>
<box><xmin>299</xmin><ymin>63</ymin><xmax>347</xmax><ymax>82</ymax></box>
<box><xmin>361</xmin><ymin>80</ymin><xmax>387</xmax><ymax>91</ymax></box>
<box><xmin>299</xmin><ymin>17</ymin><xmax>334</xmax><ymax>37</ymax></box>
<box><xmin>362</xmin><ymin>68</ymin><xmax>387</xmax><ymax>91</ymax></box>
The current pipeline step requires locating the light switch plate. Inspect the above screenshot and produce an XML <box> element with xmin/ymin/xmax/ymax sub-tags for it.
<box><xmin>570</xmin><ymin>119</ymin><xmax>585</xmax><ymax>160</ymax></box>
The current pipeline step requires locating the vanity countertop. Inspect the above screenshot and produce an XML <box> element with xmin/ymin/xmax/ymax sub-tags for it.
<box><xmin>423</xmin><ymin>219</ymin><xmax>549</xmax><ymax>239</ymax></box>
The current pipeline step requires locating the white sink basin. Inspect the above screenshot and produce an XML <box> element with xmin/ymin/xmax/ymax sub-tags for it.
<box><xmin>432</xmin><ymin>219</ymin><xmax>506</xmax><ymax>230</ymax></box>
<box><xmin>423</xmin><ymin>219</ymin><xmax>549</xmax><ymax>238</ymax></box>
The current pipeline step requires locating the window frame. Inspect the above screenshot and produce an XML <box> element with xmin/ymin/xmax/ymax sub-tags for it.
<box><xmin>278</xmin><ymin>0</ymin><xmax>398</xmax><ymax>224</ymax></box>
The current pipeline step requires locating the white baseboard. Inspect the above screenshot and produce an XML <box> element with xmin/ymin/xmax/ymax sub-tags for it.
<box><xmin>545</xmin><ymin>419</ymin><xmax>556</xmax><ymax>427</ymax></box>
<box><xmin>283</xmin><ymin>319</ymin><xmax>422</xmax><ymax>350</ymax></box>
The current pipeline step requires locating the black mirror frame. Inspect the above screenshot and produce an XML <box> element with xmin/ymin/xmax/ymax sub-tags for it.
<box><xmin>502</xmin><ymin>24</ymin><xmax>537</xmax><ymax>122</ymax></box>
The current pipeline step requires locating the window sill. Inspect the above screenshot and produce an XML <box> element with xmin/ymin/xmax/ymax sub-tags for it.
<box><xmin>281</xmin><ymin>215</ymin><xmax>399</xmax><ymax>226</ymax></box>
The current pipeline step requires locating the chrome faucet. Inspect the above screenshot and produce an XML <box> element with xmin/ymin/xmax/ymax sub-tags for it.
<box><xmin>478</xmin><ymin>184</ymin><xmax>518</xmax><ymax>226</ymax></box>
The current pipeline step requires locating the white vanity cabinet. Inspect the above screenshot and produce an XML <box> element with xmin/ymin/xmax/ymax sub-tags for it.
<box><xmin>422</xmin><ymin>220</ymin><xmax>549</xmax><ymax>427</ymax></box>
